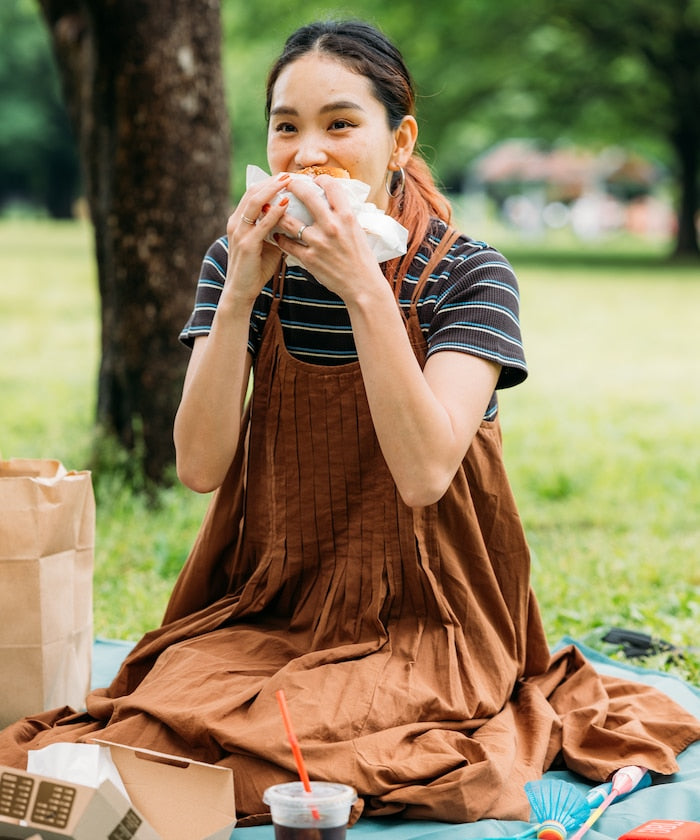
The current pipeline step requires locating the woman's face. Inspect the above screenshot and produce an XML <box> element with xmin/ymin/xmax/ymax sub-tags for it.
<box><xmin>267</xmin><ymin>53</ymin><xmax>411</xmax><ymax>211</ymax></box>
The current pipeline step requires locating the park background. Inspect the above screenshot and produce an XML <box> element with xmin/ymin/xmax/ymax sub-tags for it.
<box><xmin>1</xmin><ymin>0</ymin><xmax>699</xmax><ymax>682</ymax></box>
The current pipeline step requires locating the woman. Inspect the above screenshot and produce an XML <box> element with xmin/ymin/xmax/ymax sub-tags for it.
<box><xmin>2</xmin><ymin>19</ymin><xmax>699</xmax><ymax>826</ymax></box>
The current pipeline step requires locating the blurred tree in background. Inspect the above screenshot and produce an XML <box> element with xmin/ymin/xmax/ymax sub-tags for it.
<box><xmin>2</xmin><ymin>0</ymin><xmax>698</xmax><ymax>482</ymax></box>
<box><xmin>532</xmin><ymin>1</ymin><xmax>700</xmax><ymax>258</ymax></box>
<box><xmin>36</xmin><ymin>0</ymin><xmax>230</xmax><ymax>484</ymax></box>
<box><xmin>222</xmin><ymin>0</ymin><xmax>699</xmax><ymax>256</ymax></box>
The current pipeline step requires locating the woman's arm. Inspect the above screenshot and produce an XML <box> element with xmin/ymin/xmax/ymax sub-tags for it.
<box><xmin>174</xmin><ymin>331</ymin><xmax>253</xmax><ymax>494</ymax></box>
<box><xmin>174</xmin><ymin>174</ymin><xmax>292</xmax><ymax>493</ymax></box>
<box><xmin>274</xmin><ymin>176</ymin><xmax>500</xmax><ymax>507</ymax></box>
<box><xmin>346</xmin><ymin>288</ymin><xmax>499</xmax><ymax>507</ymax></box>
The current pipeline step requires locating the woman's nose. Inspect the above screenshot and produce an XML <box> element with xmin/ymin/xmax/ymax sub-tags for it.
<box><xmin>294</xmin><ymin>132</ymin><xmax>328</xmax><ymax>169</ymax></box>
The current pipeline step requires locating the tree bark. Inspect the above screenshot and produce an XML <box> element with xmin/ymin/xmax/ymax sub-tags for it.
<box><xmin>671</xmin><ymin>125</ymin><xmax>700</xmax><ymax>259</ymax></box>
<box><xmin>38</xmin><ymin>0</ymin><xmax>231</xmax><ymax>482</ymax></box>
<box><xmin>667</xmin><ymin>22</ymin><xmax>700</xmax><ymax>259</ymax></box>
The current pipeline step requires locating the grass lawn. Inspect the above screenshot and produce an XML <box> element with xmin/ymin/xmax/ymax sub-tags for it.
<box><xmin>1</xmin><ymin>217</ymin><xmax>698</xmax><ymax>684</ymax></box>
<box><xmin>498</xmin><ymin>237</ymin><xmax>700</xmax><ymax>682</ymax></box>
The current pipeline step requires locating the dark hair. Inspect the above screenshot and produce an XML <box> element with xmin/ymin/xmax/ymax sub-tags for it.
<box><xmin>266</xmin><ymin>20</ymin><xmax>452</xmax><ymax>281</ymax></box>
<box><xmin>266</xmin><ymin>20</ymin><xmax>414</xmax><ymax>130</ymax></box>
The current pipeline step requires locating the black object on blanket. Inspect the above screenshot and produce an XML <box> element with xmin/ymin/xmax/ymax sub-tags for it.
<box><xmin>602</xmin><ymin>627</ymin><xmax>699</xmax><ymax>660</ymax></box>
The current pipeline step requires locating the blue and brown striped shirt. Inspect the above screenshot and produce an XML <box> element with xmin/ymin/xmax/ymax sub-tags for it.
<box><xmin>180</xmin><ymin>220</ymin><xmax>527</xmax><ymax>419</ymax></box>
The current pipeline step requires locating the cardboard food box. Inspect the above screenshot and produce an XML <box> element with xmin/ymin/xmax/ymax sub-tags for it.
<box><xmin>0</xmin><ymin>742</ymin><xmax>236</xmax><ymax>840</ymax></box>
<box><xmin>95</xmin><ymin>741</ymin><xmax>236</xmax><ymax>840</ymax></box>
<box><xmin>0</xmin><ymin>768</ymin><xmax>159</xmax><ymax>840</ymax></box>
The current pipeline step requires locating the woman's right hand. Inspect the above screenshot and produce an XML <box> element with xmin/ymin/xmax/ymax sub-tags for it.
<box><xmin>222</xmin><ymin>173</ymin><xmax>291</xmax><ymax>306</ymax></box>
<box><xmin>174</xmin><ymin>173</ymin><xmax>292</xmax><ymax>492</ymax></box>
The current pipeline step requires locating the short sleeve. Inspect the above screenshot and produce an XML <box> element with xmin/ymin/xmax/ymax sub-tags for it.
<box><xmin>179</xmin><ymin>236</ymin><xmax>229</xmax><ymax>348</ymax></box>
<box><xmin>424</xmin><ymin>240</ymin><xmax>527</xmax><ymax>390</ymax></box>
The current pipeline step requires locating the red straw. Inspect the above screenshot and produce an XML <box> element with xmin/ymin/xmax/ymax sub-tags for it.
<box><xmin>275</xmin><ymin>689</ymin><xmax>320</xmax><ymax>820</ymax></box>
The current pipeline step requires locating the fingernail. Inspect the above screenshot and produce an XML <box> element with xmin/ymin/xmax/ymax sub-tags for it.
<box><xmin>262</xmin><ymin>203</ymin><xmax>271</xmax><ymax>213</ymax></box>
<box><xmin>278</xmin><ymin>172</ymin><xmax>291</xmax><ymax>181</ymax></box>
<box><xmin>278</xmin><ymin>196</ymin><xmax>289</xmax><ymax>207</ymax></box>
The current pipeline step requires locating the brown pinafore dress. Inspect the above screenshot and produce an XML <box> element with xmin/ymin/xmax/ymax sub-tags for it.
<box><xmin>1</xmin><ymin>230</ymin><xmax>698</xmax><ymax>823</ymax></box>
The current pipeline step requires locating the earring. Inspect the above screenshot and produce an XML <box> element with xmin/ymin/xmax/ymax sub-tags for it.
<box><xmin>385</xmin><ymin>166</ymin><xmax>405</xmax><ymax>198</ymax></box>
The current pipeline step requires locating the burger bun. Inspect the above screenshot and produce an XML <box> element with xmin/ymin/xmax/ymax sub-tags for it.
<box><xmin>298</xmin><ymin>165</ymin><xmax>350</xmax><ymax>178</ymax></box>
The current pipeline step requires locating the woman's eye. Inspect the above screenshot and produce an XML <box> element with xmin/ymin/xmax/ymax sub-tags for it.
<box><xmin>275</xmin><ymin>122</ymin><xmax>297</xmax><ymax>133</ymax></box>
<box><xmin>329</xmin><ymin>119</ymin><xmax>356</xmax><ymax>130</ymax></box>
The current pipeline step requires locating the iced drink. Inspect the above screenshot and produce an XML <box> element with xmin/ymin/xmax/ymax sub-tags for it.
<box><xmin>263</xmin><ymin>781</ymin><xmax>357</xmax><ymax>840</ymax></box>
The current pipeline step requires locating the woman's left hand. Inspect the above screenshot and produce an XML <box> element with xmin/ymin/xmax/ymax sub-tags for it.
<box><xmin>273</xmin><ymin>174</ymin><xmax>385</xmax><ymax>300</ymax></box>
<box><xmin>270</xmin><ymin>173</ymin><xmax>502</xmax><ymax>509</ymax></box>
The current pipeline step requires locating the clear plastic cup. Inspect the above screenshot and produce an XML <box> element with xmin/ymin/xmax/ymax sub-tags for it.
<box><xmin>263</xmin><ymin>781</ymin><xmax>357</xmax><ymax>840</ymax></box>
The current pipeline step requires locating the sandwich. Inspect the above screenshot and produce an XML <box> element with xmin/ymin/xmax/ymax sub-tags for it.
<box><xmin>298</xmin><ymin>165</ymin><xmax>350</xmax><ymax>178</ymax></box>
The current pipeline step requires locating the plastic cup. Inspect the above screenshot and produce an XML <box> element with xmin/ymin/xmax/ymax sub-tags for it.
<box><xmin>263</xmin><ymin>781</ymin><xmax>357</xmax><ymax>840</ymax></box>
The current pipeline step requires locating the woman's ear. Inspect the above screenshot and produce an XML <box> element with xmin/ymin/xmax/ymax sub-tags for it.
<box><xmin>391</xmin><ymin>115</ymin><xmax>418</xmax><ymax>168</ymax></box>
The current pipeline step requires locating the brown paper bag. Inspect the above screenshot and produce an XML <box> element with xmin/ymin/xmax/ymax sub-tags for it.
<box><xmin>0</xmin><ymin>458</ymin><xmax>95</xmax><ymax>728</ymax></box>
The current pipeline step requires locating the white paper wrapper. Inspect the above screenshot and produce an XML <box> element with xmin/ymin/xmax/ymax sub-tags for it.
<box><xmin>246</xmin><ymin>165</ymin><xmax>408</xmax><ymax>268</ymax></box>
<box><xmin>27</xmin><ymin>742</ymin><xmax>131</xmax><ymax>800</ymax></box>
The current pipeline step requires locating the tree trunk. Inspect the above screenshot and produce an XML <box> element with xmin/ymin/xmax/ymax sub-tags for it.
<box><xmin>671</xmin><ymin>126</ymin><xmax>700</xmax><ymax>259</ymax></box>
<box><xmin>38</xmin><ymin>0</ymin><xmax>231</xmax><ymax>482</ymax></box>
<box><xmin>666</xmin><ymin>18</ymin><xmax>700</xmax><ymax>259</ymax></box>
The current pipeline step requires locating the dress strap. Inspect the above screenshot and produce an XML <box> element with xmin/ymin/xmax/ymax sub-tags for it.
<box><xmin>409</xmin><ymin>226</ymin><xmax>461</xmax><ymax>314</ymax></box>
<box><xmin>270</xmin><ymin>257</ymin><xmax>287</xmax><ymax>313</ymax></box>
<box><xmin>401</xmin><ymin>225</ymin><xmax>461</xmax><ymax>362</ymax></box>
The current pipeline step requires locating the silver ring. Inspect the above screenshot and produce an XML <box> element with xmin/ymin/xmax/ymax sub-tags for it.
<box><xmin>296</xmin><ymin>224</ymin><xmax>308</xmax><ymax>243</ymax></box>
<box><xmin>241</xmin><ymin>215</ymin><xmax>256</xmax><ymax>225</ymax></box>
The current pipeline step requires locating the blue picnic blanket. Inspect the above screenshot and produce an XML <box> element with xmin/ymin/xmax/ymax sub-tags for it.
<box><xmin>92</xmin><ymin>636</ymin><xmax>700</xmax><ymax>839</ymax></box>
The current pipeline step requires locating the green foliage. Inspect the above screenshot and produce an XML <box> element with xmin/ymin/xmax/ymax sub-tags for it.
<box><xmin>4</xmin><ymin>0</ymin><xmax>698</xmax><ymax>240</ymax></box>
<box><xmin>0</xmin><ymin>0</ymin><xmax>80</xmax><ymax>216</ymax></box>
<box><xmin>0</xmin><ymin>1</ymin><xmax>55</xmax><ymax>153</ymax></box>
<box><xmin>220</xmin><ymin>0</ymin><xmax>699</xmax><ymax>193</ymax></box>
<box><xmin>3</xmin><ymin>218</ymin><xmax>699</xmax><ymax>687</ymax></box>
<box><xmin>220</xmin><ymin>0</ymin><xmax>550</xmax><ymax>194</ymax></box>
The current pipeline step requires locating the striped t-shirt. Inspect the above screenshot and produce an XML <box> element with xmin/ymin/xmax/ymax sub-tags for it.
<box><xmin>179</xmin><ymin>220</ymin><xmax>527</xmax><ymax>419</ymax></box>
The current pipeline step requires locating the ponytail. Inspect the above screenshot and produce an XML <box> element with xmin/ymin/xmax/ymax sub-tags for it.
<box><xmin>383</xmin><ymin>156</ymin><xmax>453</xmax><ymax>289</ymax></box>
